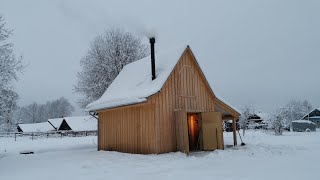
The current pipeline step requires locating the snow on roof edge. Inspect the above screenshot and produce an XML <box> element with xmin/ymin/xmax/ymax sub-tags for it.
<box><xmin>86</xmin><ymin>98</ymin><xmax>147</xmax><ymax>112</ymax></box>
<box><xmin>292</xmin><ymin>120</ymin><xmax>316</xmax><ymax>124</ymax></box>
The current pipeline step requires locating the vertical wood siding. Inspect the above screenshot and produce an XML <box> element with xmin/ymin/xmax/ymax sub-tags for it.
<box><xmin>98</xmin><ymin>104</ymin><xmax>156</xmax><ymax>154</ymax></box>
<box><xmin>148</xmin><ymin>49</ymin><xmax>216</xmax><ymax>153</ymax></box>
<box><xmin>174</xmin><ymin>111</ymin><xmax>189</xmax><ymax>153</ymax></box>
<box><xmin>98</xmin><ymin>47</ymin><xmax>219</xmax><ymax>154</ymax></box>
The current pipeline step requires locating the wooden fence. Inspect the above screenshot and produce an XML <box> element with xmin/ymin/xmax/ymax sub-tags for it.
<box><xmin>0</xmin><ymin>130</ymin><xmax>97</xmax><ymax>141</ymax></box>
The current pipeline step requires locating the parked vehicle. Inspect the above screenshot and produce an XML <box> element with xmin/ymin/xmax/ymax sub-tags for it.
<box><xmin>292</xmin><ymin>120</ymin><xmax>316</xmax><ymax>132</ymax></box>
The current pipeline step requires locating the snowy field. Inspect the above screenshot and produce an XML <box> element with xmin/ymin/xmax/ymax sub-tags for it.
<box><xmin>0</xmin><ymin>130</ymin><xmax>319</xmax><ymax>180</ymax></box>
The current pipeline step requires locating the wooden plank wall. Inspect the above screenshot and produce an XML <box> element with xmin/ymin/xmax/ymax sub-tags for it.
<box><xmin>98</xmin><ymin>112</ymin><xmax>105</xmax><ymax>150</ymax></box>
<box><xmin>149</xmin><ymin>49</ymin><xmax>216</xmax><ymax>153</ymax></box>
<box><xmin>98</xmin><ymin>104</ymin><xmax>156</xmax><ymax>154</ymax></box>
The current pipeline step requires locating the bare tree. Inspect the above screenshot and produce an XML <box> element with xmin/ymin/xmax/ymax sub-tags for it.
<box><xmin>0</xmin><ymin>15</ymin><xmax>23</xmax><ymax>132</ymax></box>
<box><xmin>21</xmin><ymin>103</ymin><xmax>38</xmax><ymax>123</ymax></box>
<box><xmin>47</xmin><ymin>97</ymin><xmax>75</xmax><ymax>119</ymax></box>
<box><xmin>74</xmin><ymin>28</ymin><xmax>149</xmax><ymax>108</ymax></box>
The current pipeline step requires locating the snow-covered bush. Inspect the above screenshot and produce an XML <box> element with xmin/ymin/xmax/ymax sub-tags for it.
<box><xmin>268</xmin><ymin>100</ymin><xmax>313</xmax><ymax>135</ymax></box>
<box><xmin>238</xmin><ymin>105</ymin><xmax>255</xmax><ymax>136</ymax></box>
<box><xmin>270</xmin><ymin>108</ymin><xmax>289</xmax><ymax>135</ymax></box>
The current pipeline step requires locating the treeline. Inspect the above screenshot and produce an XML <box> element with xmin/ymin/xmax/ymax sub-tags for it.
<box><xmin>15</xmin><ymin>97</ymin><xmax>74</xmax><ymax>124</ymax></box>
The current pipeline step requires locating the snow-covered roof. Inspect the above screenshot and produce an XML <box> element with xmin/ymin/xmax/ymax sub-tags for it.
<box><xmin>300</xmin><ymin>108</ymin><xmax>320</xmax><ymax>120</ymax></box>
<box><xmin>86</xmin><ymin>45</ymin><xmax>188</xmax><ymax>111</ymax></box>
<box><xmin>86</xmin><ymin>44</ymin><xmax>240</xmax><ymax>115</ymax></box>
<box><xmin>18</xmin><ymin>122</ymin><xmax>55</xmax><ymax>133</ymax></box>
<box><xmin>292</xmin><ymin>120</ymin><xmax>315</xmax><ymax>125</ymax></box>
<box><xmin>256</xmin><ymin>112</ymin><xmax>271</xmax><ymax>121</ymax></box>
<box><xmin>48</xmin><ymin>118</ymin><xmax>64</xmax><ymax>129</ymax></box>
<box><xmin>63</xmin><ymin>116</ymin><xmax>97</xmax><ymax>131</ymax></box>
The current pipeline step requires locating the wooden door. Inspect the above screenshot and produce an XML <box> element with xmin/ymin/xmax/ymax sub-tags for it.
<box><xmin>215</xmin><ymin>112</ymin><xmax>224</xmax><ymax>150</ymax></box>
<box><xmin>174</xmin><ymin>111</ymin><xmax>189</xmax><ymax>154</ymax></box>
<box><xmin>201</xmin><ymin>112</ymin><xmax>223</xmax><ymax>150</ymax></box>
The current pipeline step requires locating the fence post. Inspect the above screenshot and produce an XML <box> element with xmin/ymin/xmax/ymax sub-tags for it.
<box><xmin>85</xmin><ymin>131</ymin><xmax>87</xmax><ymax>136</ymax></box>
<box><xmin>32</xmin><ymin>133</ymin><xmax>34</xmax><ymax>140</ymax></box>
<box><xmin>15</xmin><ymin>132</ymin><xmax>17</xmax><ymax>141</ymax></box>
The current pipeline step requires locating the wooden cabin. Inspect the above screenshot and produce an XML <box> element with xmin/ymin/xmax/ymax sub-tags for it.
<box><xmin>87</xmin><ymin>40</ymin><xmax>240</xmax><ymax>154</ymax></box>
<box><xmin>47</xmin><ymin>118</ymin><xmax>64</xmax><ymax>130</ymax></box>
<box><xmin>17</xmin><ymin>122</ymin><xmax>55</xmax><ymax>133</ymax></box>
<box><xmin>48</xmin><ymin>116</ymin><xmax>97</xmax><ymax>131</ymax></box>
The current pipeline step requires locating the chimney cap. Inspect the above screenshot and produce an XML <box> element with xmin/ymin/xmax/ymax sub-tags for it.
<box><xmin>149</xmin><ymin>37</ymin><xmax>155</xmax><ymax>43</ymax></box>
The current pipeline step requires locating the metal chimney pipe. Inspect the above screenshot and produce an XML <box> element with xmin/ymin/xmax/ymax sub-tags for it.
<box><xmin>150</xmin><ymin>37</ymin><xmax>156</xmax><ymax>80</ymax></box>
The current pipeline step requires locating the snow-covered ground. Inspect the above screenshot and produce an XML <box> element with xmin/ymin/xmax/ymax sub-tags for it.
<box><xmin>0</xmin><ymin>130</ymin><xmax>319</xmax><ymax>180</ymax></box>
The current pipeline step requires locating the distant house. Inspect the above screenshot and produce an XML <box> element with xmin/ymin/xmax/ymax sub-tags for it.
<box><xmin>48</xmin><ymin>116</ymin><xmax>97</xmax><ymax>131</ymax></box>
<box><xmin>248</xmin><ymin>114</ymin><xmax>263</xmax><ymax>124</ymax></box>
<box><xmin>247</xmin><ymin>112</ymin><xmax>269</xmax><ymax>129</ymax></box>
<box><xmin>223</xmin><ymin>119</ymin><xmax>240</xmax><ymax>132</ymax></box>
<box><xmin>47</xmin><ymin>118</ymin><xmax>64</xmax><ymax>130</ymax></box>
<box><xmin>300</xmin><ymin>108</ymin><xmax>320</xmax><ymax>128</ymax></box>
<box><xmin>62</xmin><ymin>116</ymin><xmax>97</xmax><ymax>131</ymax></box>
<box><xmin>86</xmin><ymin>40</ymin><xmax>240</xmax><ymax>154</ymax></box>
<box><xmin>292</xmin><ymin>120</ymin><xmax>316</xmax><ymax>132</ymax></box>
<box><xmin>17</xmin><ymin>122</ymin><xmax>55</xmax><ymax>133</ymax></box>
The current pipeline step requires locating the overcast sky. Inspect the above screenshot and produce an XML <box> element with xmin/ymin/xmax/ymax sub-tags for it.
<box><xmin>1</xmin><ymin>0</ymin><xmax>319</xmax><ymax>114</ymax></box>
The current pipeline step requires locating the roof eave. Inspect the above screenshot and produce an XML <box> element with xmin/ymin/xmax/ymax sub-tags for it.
<box><xmin>92</xmin><ymin>101</ymin><xmax>148</xmax><ymax>113</ymax></box>
<box><xmin>215</xmin><ymin>97</ymin><xmax>241</xmax><ymax>118</ymax></box>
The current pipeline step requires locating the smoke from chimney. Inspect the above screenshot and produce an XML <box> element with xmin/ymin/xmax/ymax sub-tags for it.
<box><xmin>150</xmin><ymin>37</ymin><xmax>156</xmax><ymax>80</ymax></box>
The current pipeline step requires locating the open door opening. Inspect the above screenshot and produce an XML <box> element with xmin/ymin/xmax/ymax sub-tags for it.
<box><xmin>175</xmin><ymin>111</ymin><xmax>224</xmax><ymax>153</ymax></box>
<box><xmin>187</xmin><ymin>113</ymin><xmax>201</xmax><ymax>151</ymax></box>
